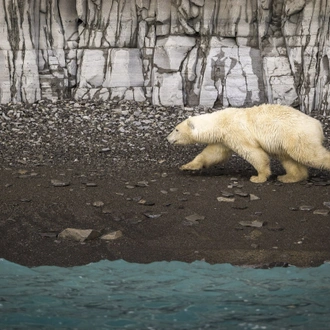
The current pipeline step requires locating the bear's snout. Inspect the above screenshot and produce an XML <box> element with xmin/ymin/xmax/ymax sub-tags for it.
<box><xmin>166</xmin><ymin>132</ymin><xmax>176</xmax><ymax>144</ymax></box>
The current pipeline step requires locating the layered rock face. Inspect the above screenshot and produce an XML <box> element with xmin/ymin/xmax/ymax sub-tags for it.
<box><xmin>0</xmin><ymin>0</ymin><xmax>329</xmax><ymax>113</ymax></box>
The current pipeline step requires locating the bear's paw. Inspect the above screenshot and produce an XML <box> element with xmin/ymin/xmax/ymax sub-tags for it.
<box><xmin>180</xmin><ymin>162</ymin><xmax>203</xmax><ymax>171</ymax></box>
<box><xmin>249</xmin><ymin>175</ymin><xmax>268</xmax><ymax>183</ymax></box>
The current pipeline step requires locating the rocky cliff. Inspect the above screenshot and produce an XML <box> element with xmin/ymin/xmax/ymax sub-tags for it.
<box><xmin>0</xmin><ymin>0</ymin><xmax>329</xmax><ymax>113</ymax></box>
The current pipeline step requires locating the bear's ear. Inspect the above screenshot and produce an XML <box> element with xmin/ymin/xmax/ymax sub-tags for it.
<box><xmin>187</xmin><ymin>119</ymin><xmax>195</xmax><ymax>130</ymax></box>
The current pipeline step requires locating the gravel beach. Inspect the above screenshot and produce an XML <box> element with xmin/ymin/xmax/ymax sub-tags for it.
<box><xmin>1</xmin><ymin>100</ymin><xmax>330</xmax><ymax>268</ymax></box>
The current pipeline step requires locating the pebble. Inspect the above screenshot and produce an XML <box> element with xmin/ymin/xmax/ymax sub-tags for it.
<box><xmin>51</xmin><ymin>179</ymin><xmax>70</xmax><ymax>187</ymax></box>
<box><xmin>92</xmin><ymin>201</ymin><xmax>104</xmax><ymax>207</ymax></box>
<box><xmin>289</xmin><ymin>207</ymin><xmax>299</xmax><ymax>211</ymax></box>
<box><xmin>132</xmin><ymin>196</ymin><xmax>142</xmax><ymax>202</ymax></box>
<box><xmin>234</xmin><ymin>190</ymin><xmax>249</xmax><ymax>197</ymax></box>
<box><xmin>323</xmin><ymin>202</ymin><xmax>330</xmax><ymax>208</ymax></box>
<box><xmin>313</xmin><ymin>209</ymin><xmax>329</xmax><ymax>216</ymax></box>
<box><xmin>18</xmin><ymin>169</ymin><xmax>29</xmax><ymax>175</ymax></box>
<box><xmin>217</xmin><ymin>196</ymin><xmax>235</xmax><ymax>202</ymax></box>
<box><xmin>86</xmin><ymin>182</ymin><xmax>97</xmax><ymax>187</ymax></box>
<box><xmin>249</xmin><ymin>194</ymin><xmax>260</xmax><ymax>201</ymax></box>
<box><xmin>299</xmin><ymin>205</ymin><xmax>314</xmax><ymax>211</ymax></box>
<box><xmin>144</xmin><ymin>212</ymin><xmax>162</xmax><ymax>219</ymax></box>
<box><xmin>239</xmin><ymin>220</ymin><xmax>264</xmax><ymax>228</ymax></box>
<box><xmin>20</xmin><ymin>198</ymin><xmax>32</xmax><ymax>203</ymax></box>
<box><xmin>136</xmin><ymin>181</ymin><xmax>148</xmax><ymax>187</ymax></box>
<box><xmin>99</xmin><ymin>148</ymin><xmax>111</xmax><ymax>153</ymax></box>
<box><xmin>101</xmin><ymin>230</ymin><xmax>123</xmax><ymax>240</ymax></box>
<box><xmin>138</xmin><ymin>199</ymin><xmax>155</xmax><ymax>206</ymax></box>
<box><xmin>221</xmin><ymin>190</ymin><xmax>234</xmax><ymax>197</ymax></box>
<box><xmin>58</xmin><ymin>228</ymin><xmax>101</xmax><ymax>242</ymax></box>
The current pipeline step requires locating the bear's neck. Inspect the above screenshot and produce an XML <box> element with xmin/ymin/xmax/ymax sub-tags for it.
<box><xmin>195</xmin><ymin>129</ymin><xmax>224</xmax><ymax>144</ymax></box>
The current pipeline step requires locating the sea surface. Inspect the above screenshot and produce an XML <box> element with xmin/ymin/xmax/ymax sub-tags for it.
<box><xmin>1</xmin><ymin>259</ymin><xmax>330</xmax><ymax>329</ymax></box>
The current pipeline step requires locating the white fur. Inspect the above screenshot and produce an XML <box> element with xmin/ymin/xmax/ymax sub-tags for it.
<box><xmin>167</xmin><ymin>104</ymin><xmax>330</xmax><ymax>183</ymax></box>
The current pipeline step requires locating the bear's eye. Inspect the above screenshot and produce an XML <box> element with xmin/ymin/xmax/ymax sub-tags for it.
<box><xmin>175</xmin><ymin>129</ymin><xmax>179</xmax><ymax>132</ymax></box>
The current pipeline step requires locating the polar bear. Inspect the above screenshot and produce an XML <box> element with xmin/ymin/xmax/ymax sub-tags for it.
<box><xmin>167</xmin><ymin>104</ymin><xmax>330</xmax><ymax>183</ymax></box>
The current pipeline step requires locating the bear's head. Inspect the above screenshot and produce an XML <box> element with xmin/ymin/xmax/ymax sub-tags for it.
<box><xmin>167</xmin><ymin>118</ymin><xmax>197</xmax><ymax>145</ymax></box>
<box><xmin>167</xmin><ymin>113</ymin><xmax>220</xmax><ymax>145</ymax></box>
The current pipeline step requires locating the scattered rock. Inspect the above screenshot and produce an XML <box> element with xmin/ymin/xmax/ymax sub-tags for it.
<box><xmin>143</xmin><ymin>212</ymin><xmax>162</xmax><ymax>219</ymax></box>
<box><xmin>93</xmin><ymin>201</ymin><xmax>104</xmax><ymax>207</ymax></box>
<box><xmin>249</xmin><ymin>194</ymin><xmax>260</xmax><ymax>201</ymax></box>
<box><xmin>100</xmin><ymin>230</ymin><xmax>123</xmax><ymax>240</ymax></box>
<box><xmin>136</xmin><ymin>181</ymin><xmax>148</xmax><ymax>187</ymax></box>
<box><xmin>239</xmin><ymin>220</ymin><xmax>264</xmax><ymax>228</ymax></box>
<box><xmin>323</xmin><ymin>202</ymin><xmax>330</xmax><ymax>208</ymax></box>
<box><xmin>58</xmin><ymin>228</ymin><xmax>101</xmax><ymax>242</ymax></box>
<box><xmin>289</xmin><ymin>207</ymin><xmax>299</xmax><ymax>211</ymax></box>
<box><xmin>299</xmin><ymin>205</ymin><xmax>314</xmax><ymax>211</ymax></box>
<box><xmin>185</xmin><ymin>213</ymin><xmax>205</xmax><ymax>222</ymax></box>
<box><xmin>221</xmin><ymin>190</ymin><xmax>234</xmax><ymax>197</ymax></box>
<box><xmin>18</xmin><ymin>172</ymin><xmax>38</xmax><ymax>179</ymax></box>
<box><xmin>138</xmin><ymin>199</ymin><xmax>155</xmax><ymax>206</ymax></box>
<box><xmin>313</xmin><ymin>209</ymin><xmax>329</xmax><ymax>216</ymax></box>
<box><xmin>20</xmin><ymin>198</ymin><xmax>31</xmax><ymax>203</ymax></box>
<box><xmin>18</xmin><ymin>169</ymin><xmax>29</xmax><ymax>175</ymax></box>
<box><xmin>86</xmin><ymin>182</ymin><xmax>97</xmax><ymax>187</ymax></box>
<box><xmin>99</xmin><ymin>148</ymin><xmax>111</xmax><ymax>153</ymax></box>
<box><xmin>217</xmin><ymin>196</ymin><xmax>235</xmax><ymax>202</ymax></box>
<box><xmin>235</xmin><ymin>190</ymin><xmax>249</xmax><ymax>197</ymax></box>
<box><xmin>51</xmin><ymin>179</ymin><xmax>70</xmax><ymax>187</ymax></box>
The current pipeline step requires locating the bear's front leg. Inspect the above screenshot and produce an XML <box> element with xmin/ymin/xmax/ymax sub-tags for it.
<box><xmin>180</xmin><ymin>144</ymin><xmax>232</xmax><ymax>171</ymax></box>
<box><xmin>241</xmin><ymin>147</ymin><xmax>272</xmax><ymax>183</ymax></box>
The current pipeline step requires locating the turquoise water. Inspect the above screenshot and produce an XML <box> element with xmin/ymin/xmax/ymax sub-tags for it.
<box><xmin>1</xmin><ymin>259</ymin><xmax>330</xmax><ymax>329</ymax></box>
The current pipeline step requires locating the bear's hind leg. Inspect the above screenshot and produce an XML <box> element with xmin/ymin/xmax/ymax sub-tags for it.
<box><xmin>180</xmin><ymin>144</ymin><xmax>232</xmax><ymax>171</ymax></box>
<box><xmin>278</xmin><ymin>157</ymin><xmax>308</xmax><ymax>183</ymax></box>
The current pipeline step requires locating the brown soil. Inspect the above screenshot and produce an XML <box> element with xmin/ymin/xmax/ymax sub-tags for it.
<box><xmin>1</xmin><ymin>162</ymin><xmax>330</xmax><ymax>268</ymax></box>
